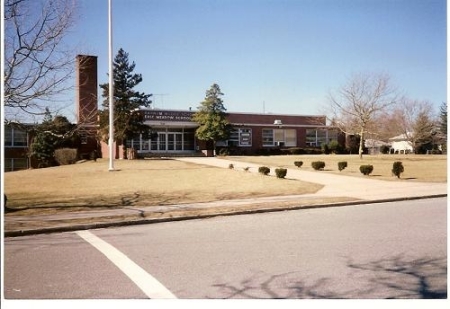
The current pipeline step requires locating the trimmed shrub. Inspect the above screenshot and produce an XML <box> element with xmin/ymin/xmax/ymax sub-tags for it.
<box><xmin>54</xmin><ymin>148</ymin><xmax>78</xmax><ymax>165</ymax></box>
<box><xmin>380</xmin><ymin>145</ymin><xmax>390</xmax><ymax>154</ymax></box>
<box><xmin>338</xmin><ymin>161</ymin><xmax>348</xmax><ymax>171</ymax></box>
<box><xmin>392</xmin><ymin>161</ymin><xmax>404</xmax><ymax>178</ymax></box>
<box><xmin>258</xmin><ymin>166</ymin><xmax>270</xmax><ymax>175</ymax></box>
<box><xmin>311</xmin><ymin>161</ymin><xmax>326</xmax><ymax>170</ymax></box>
<box><xmin>359</xmin><ymin>165</ymin><xmax>374</xmax><ymax>176</ymax></box>
<box><xmin>328</xmin><ymin>140</ymin><xmax>344</xmax><ymax>154</ymax></box>
<box><xmin>294</xmin><ymin>161</ymin><xmax>303</xmax><ymax>168</ymax></box>
<box><xmin>275</xmin><ymin>168</ymin><xmax>287</xmax><ymax>179</ymax></box>
<box><xmin>228</xmin><ymin>163</ymin><xmax>234</xmax><ymax>169</ymax></box>
<box><xmin>321</xmin><ymin>143</ymin><xmax>330</xmax><ymax>154</ymax></box>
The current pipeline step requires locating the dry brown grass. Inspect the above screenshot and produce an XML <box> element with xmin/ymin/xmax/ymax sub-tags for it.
<box><xmin>4</xmin><ymin>158</ymin><xmax>323</xmax><ymax>209</ymax></box>
<box><xmin>227</xmin><ymin>154</ymin><xmax>447</xmax><ymax>183</ymax></box>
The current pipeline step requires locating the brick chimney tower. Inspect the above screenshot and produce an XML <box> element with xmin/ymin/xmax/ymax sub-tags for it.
<box><xmin>76</xmin><ymin>55</ymin><xmax>99</xmax><ymax>157</ymax></box>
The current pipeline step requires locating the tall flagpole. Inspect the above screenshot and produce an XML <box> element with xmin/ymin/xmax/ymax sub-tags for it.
<box><xmin>108</xmin><ymin>0</ymin><xmax>115</xmax><ymax>171</ymax></box>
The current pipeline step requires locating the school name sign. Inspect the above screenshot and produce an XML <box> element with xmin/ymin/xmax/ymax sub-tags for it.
<box><xmin>143</xmin><ymin>110</ymin><xmax>194</xmax><ymax>122</ymax></box>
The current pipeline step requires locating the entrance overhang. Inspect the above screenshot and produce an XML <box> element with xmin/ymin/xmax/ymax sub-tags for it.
<box><xmin>144</xmin><ymin>121</ymin><xmax>198</xmax><ymax>128</ymax></box>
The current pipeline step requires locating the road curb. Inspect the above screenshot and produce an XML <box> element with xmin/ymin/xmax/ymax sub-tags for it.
<box><xmin>4</xmin><ymin>194</ymin><xmax>446</xmax><ymax>238</ymax></box>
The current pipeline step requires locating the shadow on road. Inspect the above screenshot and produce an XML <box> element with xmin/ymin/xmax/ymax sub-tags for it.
<box><xmin>212</xmin><ymin>254</ymin><xmax>447</xmax><ymax>299</ymax></box>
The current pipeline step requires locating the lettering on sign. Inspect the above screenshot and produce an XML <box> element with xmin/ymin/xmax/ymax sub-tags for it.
<box><xmin>144</xmin><ymin>111</ymin><xmax>194</xmax><ymax>122</ymax></box>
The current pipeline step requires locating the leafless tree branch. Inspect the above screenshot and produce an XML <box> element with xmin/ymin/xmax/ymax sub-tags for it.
<box><xmin>4</xmin><ymin>0</ymin><xmax>79</xmax><ymax>119</ymax></box>
<box><xmin>328</xmin><ymin>72</ymin><xmax>398</xmax><ymax>158</ymax></box>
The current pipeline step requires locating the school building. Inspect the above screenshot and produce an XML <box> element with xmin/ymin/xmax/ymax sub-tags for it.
<box><xmin>4</xmin><ymin>54</ymin><xmax>341</xmax><ymax>170</ymax></box>
<box><xmin>115</xmin><ymin>108</ymin><xmax>340</xmax><ymax>158</ymax></box>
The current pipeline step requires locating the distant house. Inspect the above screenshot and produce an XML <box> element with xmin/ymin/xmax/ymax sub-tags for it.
<box><xmin>365</xmin><ymin>139</ymin><xmax>390</xmax><ymax>155</ymax></box>
<box><xmin>389</xmin><ymin>133</ymin><xmax>414</xmax><ymax>154</ymax></box>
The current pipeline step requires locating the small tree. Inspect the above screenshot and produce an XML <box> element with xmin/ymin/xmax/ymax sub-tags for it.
<box><xmin>294</xmin><ymin>161</ymin><xmax>303</xmax><ymax>168</ymax></box>
<box><xmin>338</xmin><ymin>161</ymin><xmax>348</xmax><ymax>171</ymax></box>
<box><xmin>258</xmin><ymin>166</ymin><xmax>270</xmax><ymax>175</ymax></box>
<box><xmin>359</xmin><ymin>165</ymin><xmax>374</xmax><ymax>176</ymax></box>
<box><xmin>328</xmin><ymin>140</ymin><xmax>343</xmax><ymax>154</ymax></box>
<box><xmin>312</xmin><ymin>161</ymin><xmax>326</xmax><ymax>170</ymax></box>
<box><xmin>275</xmin><ymin>168</ymin><xmax>287</xmax><ymax>179</ymax></box>
<box><xmin>392</xmin><ymin>161</ymin><xmax>404</xmax><ymax>178</ymax></box>
<box><xmin>192</xmin><ymin>84</ymin><xmax>231</xmax><ymax>154</ymax></box>
<box><xmin>329</xmin><ymin>73</ymin><xmax>397</xmax><ymax>159</ymax></box>
<box><xmin>29</xmin><ymin>108</ymin><xmax>79</xmax><ymax>167</ymax></box>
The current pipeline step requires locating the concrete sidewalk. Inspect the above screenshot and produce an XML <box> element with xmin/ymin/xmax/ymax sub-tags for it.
<box><xmin>177</xmin><ymin>157</ymin><xmax>448</xmax><ymax>200</ymax></box>
<box><xmin>4</xmin><ymin>157</ymin><xmax>447</xmax><ymax>237</ymax></box>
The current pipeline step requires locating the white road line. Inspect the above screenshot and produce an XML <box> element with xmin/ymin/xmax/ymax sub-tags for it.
<box><xmin>76</xmin><ymin>230</ymin><xmax>177</xmax><ymax>299</ymax></box>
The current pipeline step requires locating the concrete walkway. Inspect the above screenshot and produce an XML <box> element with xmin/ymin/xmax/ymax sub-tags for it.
<box><xmin>4</xmin><ymin>157</ymin><xmax>447</xmax><ymax>237</ymax></box>
<box><xmin>177</xmin><ymin>157</ymin><xmax>448</xmax><ymax>200</ymax></box>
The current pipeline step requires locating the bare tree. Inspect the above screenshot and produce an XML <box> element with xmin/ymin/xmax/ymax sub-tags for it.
<box><xmin>328</xmin><ymin>72</ymin><xmax>398</xmax><ymax>158</ymax></box>
<box><xmin>4</xmin><ymin>0</ymin><xmax>78</xmax><ymax>120</ymax></box>
<box><xmin>389</xmin><ymin>98</ymin><xmax>436</xmax><ymax>152</ymax></box>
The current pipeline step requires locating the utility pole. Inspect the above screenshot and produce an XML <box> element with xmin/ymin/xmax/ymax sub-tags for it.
<box><xmin>108</xmin><ymin>0</ymin><xmax>115</xmax><ymax>171</ymax></box>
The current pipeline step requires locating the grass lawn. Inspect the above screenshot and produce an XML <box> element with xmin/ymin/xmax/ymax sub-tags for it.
<box><xmin>4</xmin><ymin>158</ymin><xmax>324</xmax><ymax>209</ymax></box>
<box><xmin>227</xmin><ymin>154</ymin><xmax>447</xmax><ymax>182</ymax></box>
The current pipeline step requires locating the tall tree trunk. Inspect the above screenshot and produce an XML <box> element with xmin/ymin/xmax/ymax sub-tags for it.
<box><xmin>359</xmin><ymin>130</ymin><xmax>364</xmax><ymax>159</ymax></box>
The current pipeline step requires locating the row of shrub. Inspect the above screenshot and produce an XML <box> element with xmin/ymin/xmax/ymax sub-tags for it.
<box><xmin>258</xmin><ymin>166</ymin><xmax>288</xmax><ymax>179</ymax></box>
<box><xmin>231</xmin><ymin>160</ymin><xmax>405</xmax><ymax>179</ymax></box>
<box><xmin>293</xmin><ymin>160</ymin><xmax>405</xmax><ymax>178</ymax></box>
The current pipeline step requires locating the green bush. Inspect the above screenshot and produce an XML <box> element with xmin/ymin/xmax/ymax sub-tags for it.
<box><xmin>380</xmin><ymin>145</ymin><xmax>390</xmax><ymax>154</ymax></box>
<box><xmin>218</xmin><ymin>148</ymin><xmax>230</xmax><ymax>156</ymax></box>
<box><xmin>258</xmin><ymin>166</ymin><xmax>270</xmax><ymax>175</ymax></box>
<box><xmin>54</xmin><ymin>148</ymin><xmax>78</xmax><ymax>165</ymax></box>
<box><xmin>328</xmin><ymin>140</ymin><xmax>344</xmax><ymax>154</ymax></box>
<box><xmin>359</xmin><ymin>165</ymin><xmax>374</xmax><ymax>175</ymax></box>
<box><xmin>392</xmin><ymin>161</ymin><xmax>404</xmax><ymax>178</ymax></box>
<box><xmin>275</xmin><ymin>168</ymin><xmax>287</xmax><ymax>179</ymax></box>
<box><xmin>311</xmin><ymin>161</ymin><xmax>326</xmax><ymax>170</ymax></box>
<box><xmin>338</xmin><ymin>161</ymin><xmax>348</xmax><ymax>171</ymax></box>
<box><xmin>294</xmin><ymin>161</ymin><xmax>303</xmax><ymax>168</ymax></box>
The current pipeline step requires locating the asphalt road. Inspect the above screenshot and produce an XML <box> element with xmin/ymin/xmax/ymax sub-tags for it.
<box><xmin>3</xmin><ymin>197</ymin><xmax>447</xmax><ymax>300</ymax></box>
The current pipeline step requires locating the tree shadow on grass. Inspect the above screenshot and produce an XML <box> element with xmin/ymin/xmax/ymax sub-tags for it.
<box><xmin>211</xmin><ymin>255</ymin><xmax>447</xmax><ymax>299</ymax></box>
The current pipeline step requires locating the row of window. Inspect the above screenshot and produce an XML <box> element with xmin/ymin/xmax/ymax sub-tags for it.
<box><xmin>4</xmin><ymin>126</ymin><xmax>337</xmax><ymax>149</ymax></box>
<box><xmin>219</xmin><ymin>128</ymin><xmax>337</xmax><ymax>148</ymax></box>
<box><xmin>306</xmin><ymin>129</ymin><xmax>338</xmax><ymax>147</ymax></box>
<box><xmin>4</xmin><ymin>127</ymin><xmax>28</xmax><ymax>147</ymax></box>
<box><xmin>4</xmin><ymin>158</ymin><xmax>28</xmax><ymax>172</ymax></box>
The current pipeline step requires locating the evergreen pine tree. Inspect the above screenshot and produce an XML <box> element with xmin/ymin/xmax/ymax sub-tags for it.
<box><xmin>99</xmin><ymin>48</ymin><xmax>152</xmax><ymax>147</ymax></box>
<box><xmin>192</xmin><ymin>84</ymin><xmax>231</xmax><ymax>153</ymax></box>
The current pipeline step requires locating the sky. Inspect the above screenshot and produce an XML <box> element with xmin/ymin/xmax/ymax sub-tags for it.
<box><xmin>68</xmin><ymin>0</ymin><xmax>447</xmax><ymax>119</ymax></box>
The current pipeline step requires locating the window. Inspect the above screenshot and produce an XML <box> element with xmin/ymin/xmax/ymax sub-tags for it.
<box><xmin>263</xmin><ymin>128</ymin><xmax>297</xmax><ymax>147</ymax></box>
<box><xmin>262</xmin><ymin>129</ymin><xmax>274</xmax><ymax>146</ymax></box>
<box><xmin>4</xmin><ymin>158</ymin><xmax>28</xmax><ymax>172</ymax></box>
<box><xmin>4</xmin><ymin>127</ymin><xmax>28</xmax><ymax>147</ymax></box>
<box><xmin>306</xmin><ymin>129</ymin><xmax>336</xmax><ymax>146</ymax></box>
<box><xmin>284</xmin><ymin>129</ymin><xmax>297</xmax><ymax>147</ymax></box>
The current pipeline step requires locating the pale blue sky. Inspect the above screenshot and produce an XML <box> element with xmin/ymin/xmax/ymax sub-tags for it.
<box><xmin>70</xmin><ymin>0</ymin><xmax>446</xmax><ymax>118</ymax></box>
